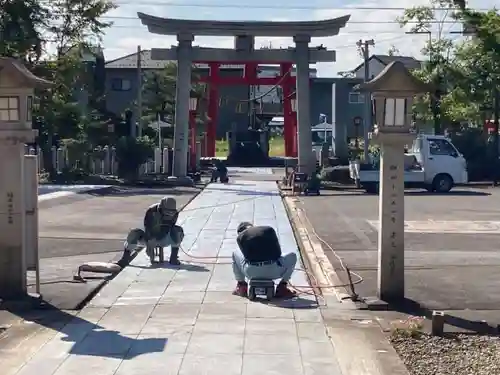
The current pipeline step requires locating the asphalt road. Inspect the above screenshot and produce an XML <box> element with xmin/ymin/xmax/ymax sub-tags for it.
<box><xmin>31</xmin><ymin>186</ymin><xmax>200</xmax><ymax>309</ymax></box>
<box><xmin>299</xmin><ymin>187</ymin><xmax>500</xmax><ymax>311</ymax></box>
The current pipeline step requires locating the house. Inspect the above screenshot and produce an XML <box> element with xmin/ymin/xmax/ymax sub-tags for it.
<box><xmin>352</xmin><ymin>55</ymin><xmax>422</xmax><ymax>80</ymax></box>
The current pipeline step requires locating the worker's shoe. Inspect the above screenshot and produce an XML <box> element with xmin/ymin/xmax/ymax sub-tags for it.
<box><xmin>233</xmin><ymin>281</ymin><xmax>248</xmax><ymax>297</ymax></box>
<box><xmin>275</xmin><ymin>282</ymin><xmax>297</xmax><ymax>299</ymax></box>
<box><xmin>169</xmin><ymin>247</ymin><xmax>181</xmax><ymax>265</ymax></box>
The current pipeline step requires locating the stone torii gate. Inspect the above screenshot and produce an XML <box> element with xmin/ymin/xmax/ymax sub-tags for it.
<box><xmin>138</xmin><ymin>14</ymin><xmax>350</xmax><ymax>177</ymax></box>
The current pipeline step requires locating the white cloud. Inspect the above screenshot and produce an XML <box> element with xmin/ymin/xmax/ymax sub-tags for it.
<box><xmin>101</xmin><ymin>0</ymin><xmax>498</xmax><ymax>76</ymax></box>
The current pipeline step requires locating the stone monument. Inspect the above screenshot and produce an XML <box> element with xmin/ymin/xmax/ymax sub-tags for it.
<box><xmin>356</xmin><ymin>61</ymin><xmax>431</xmax><ymax>302</ymax></box>
<box><xmin>0</xmin><ymin>57</ymin><xmax>51</xmax><ymax>299</ymax></box>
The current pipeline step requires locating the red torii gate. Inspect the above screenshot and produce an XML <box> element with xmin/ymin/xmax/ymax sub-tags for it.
<box><xmin>192</xmin><ymin>61</ymin><xmax>298</xmax><ymax>158</ymax></box>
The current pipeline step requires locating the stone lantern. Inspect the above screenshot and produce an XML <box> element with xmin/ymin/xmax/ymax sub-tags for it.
<box><xmin>0</xmin><ymin>57</ymin><xmax>52</xmax><ymax>299</ymax></box>
<box><xmin>356</xmin><ymin>61</ymin><xmax>431</xmax><ymax>302</ymax></box>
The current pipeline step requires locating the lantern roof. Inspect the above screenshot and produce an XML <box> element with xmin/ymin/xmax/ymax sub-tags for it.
<box><xmin>355</xmin><ymin>61</ymin><xmax>432</xmax><ymax>95</ymax></box>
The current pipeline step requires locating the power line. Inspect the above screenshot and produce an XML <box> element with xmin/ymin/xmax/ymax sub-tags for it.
<box><xmin>97</xmin><ymin>1</ymin><xmax>492</xmax><ymax>11</ymax></box>
<box><xmin>102</xmin><ymin>15</ymin><xmax>465</xmax><ymax>24</ymax></box>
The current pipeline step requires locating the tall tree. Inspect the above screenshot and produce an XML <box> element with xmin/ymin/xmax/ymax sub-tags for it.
<box><xmin>141</xmin><ymin>62</ymin><xmax>208</xmax><ymax>139</ymax></box>
<box><xmin>397</xmin><ymin>0</ymin><xmax>466</xmax><ymax>133</ymax></box>
<box><xmin>0</xmin><ymin>0</ymin><xmax>47</xmax><ymax>62</ymax></box>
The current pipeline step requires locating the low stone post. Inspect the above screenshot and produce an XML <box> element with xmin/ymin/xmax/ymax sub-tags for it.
<box><xmin>162</xmin><ymin>147</ymin><xmax>169</xmax><ymax>174</ymax></box>
<box><xmin>154</xmin><ymin>147</ymin><xmax>161</xmax><ymax>173</ymax></box>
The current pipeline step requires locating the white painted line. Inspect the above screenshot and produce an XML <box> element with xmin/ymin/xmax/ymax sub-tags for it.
<box><xmin>38</xmin><ymin>185</ymin><xmax>110</xmax><ymax>202</ymax></box>
<box><xmin>38</xmin><ymin>191</ymin><xmax>75</xmax><ymax>201</ymax></box>
<box><xmin>367</xmin><ymin>220</ymin><xmax>500</xmax><ymax>234</ymax></box>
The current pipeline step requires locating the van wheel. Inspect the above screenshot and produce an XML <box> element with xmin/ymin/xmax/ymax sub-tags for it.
<box><xmin>432</xmin><ymin>174</ymin><xmax>453</xmax><ymax>193</ymax></box>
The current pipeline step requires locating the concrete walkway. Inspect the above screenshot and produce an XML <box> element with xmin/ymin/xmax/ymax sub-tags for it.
<box><xmin>14</xmin><ymin>179</ymin><xmax>342</xmax><ymax>375</ymax></box>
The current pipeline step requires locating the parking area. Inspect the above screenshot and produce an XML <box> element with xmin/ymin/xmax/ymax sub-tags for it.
<box><xmin>299</xmin><ymin>187</ymin><xmax>500</xmax><ymax>311</ymax></box>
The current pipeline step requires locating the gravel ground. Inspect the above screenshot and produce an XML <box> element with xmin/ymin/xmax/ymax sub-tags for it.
<box><xmin>390</xmin><ymin>332</ymin><xmax>500</xmax><ymax>375</ymax></box>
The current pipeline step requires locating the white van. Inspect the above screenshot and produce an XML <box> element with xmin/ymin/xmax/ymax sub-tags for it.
<box><xmin>349</xmin><ymin>134</ymin><xmax>468</xmax><ymax>193</ymax></box>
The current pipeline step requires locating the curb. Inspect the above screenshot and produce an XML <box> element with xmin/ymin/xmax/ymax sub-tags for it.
<box><xmin>283</xmin><ymin>195</ymin><xmax>355</xmax><ymax>307</ymax></box>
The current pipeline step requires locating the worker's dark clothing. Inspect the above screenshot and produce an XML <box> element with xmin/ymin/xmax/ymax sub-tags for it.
<box><xmin>232</xmin><ymin>225</ymin><xmax>297</xmax><ymax>296</ymax></box>
<box><xmin>210</xmin><ymin>160</ymin><xmax>228</xmax><ymax>182</ymax></box>
<box><xmin>143</xmin><ymin>203</ymin><xmax>183</xmax><ymax>264</ymax></box>
<box><xmin>236</xmin><ymin>226</ymin><xmax>281</xmax><ymax>264</ymax></box>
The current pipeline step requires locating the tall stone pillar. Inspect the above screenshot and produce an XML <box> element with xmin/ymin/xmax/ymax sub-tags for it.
<box><xmin>377</xmin><ymin>137</ymin><xmax>406</xmax><ymax>301</ymax></box>
<box><xmin>0</xmin><ymin>139</ymin><xmax>28</xmax><ymax>298</ymax></box>
<box><xmin>173</xmin><ymin>33</ymin><xmax>194</xmax><ymax>177</ymax></box>
<box><xmin>294</xmin><ymin>35</ymin><xmax>313</xmax><ymax>174</ymax></box>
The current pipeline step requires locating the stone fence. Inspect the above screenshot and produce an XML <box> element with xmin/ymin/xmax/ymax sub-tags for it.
<box><xmin>25</xmin><ymin>144</ymin><xmax>201</xmax><ymax>176</ymax></box>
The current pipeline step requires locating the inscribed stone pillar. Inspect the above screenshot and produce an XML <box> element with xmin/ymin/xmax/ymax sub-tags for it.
<box><xmin>377</xmin><ymin>138</ymin><xmax>406</xmax><ymax>301</ymax></box>
<box><xmin>0</xmin><ymin>141</ymin><xmax>27</xmax><ymax>298</ymax></box>
<box><xmin>24</xmin><ymin>155</ymin><xmax>38</xmax><ymax>271</ymax></box>
<box><xmin>173</xmin><ymin>33</ymin><xmax>194</xmax><ymax>177</ymax></box>
<box><xmin>294</xmin><ymin>35</ymin><xmax>313</xmax><ymax>174</ymax></box>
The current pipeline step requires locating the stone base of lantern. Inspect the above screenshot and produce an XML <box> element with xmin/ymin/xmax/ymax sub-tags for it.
<box><xmin>0</xmin><ymin>128</ymin><xmax>37</xmax><ymax>299</ymax></box>
<box><xmin>370</xmin><ymin>129</ymin><xmax>416</xmax><ymax>302</ymax></box>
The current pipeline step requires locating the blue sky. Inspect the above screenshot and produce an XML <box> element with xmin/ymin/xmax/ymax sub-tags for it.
<box><xmin>100</xmin><ymin>0</ymin><xmax>498</xmax><ymax>76</ymax></box>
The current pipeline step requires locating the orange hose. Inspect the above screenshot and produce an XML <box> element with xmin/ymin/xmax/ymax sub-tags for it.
<box><xmin>178</xmin><ymin>246</ymin><xmax>351</xmax><ymax>296</ymax></box>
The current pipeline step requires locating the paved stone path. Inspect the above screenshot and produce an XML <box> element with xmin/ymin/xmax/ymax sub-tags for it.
<box><xmin>13</xmin><ymin>179</ymin><xmax>341</xmax><ymax>375</ymax></box>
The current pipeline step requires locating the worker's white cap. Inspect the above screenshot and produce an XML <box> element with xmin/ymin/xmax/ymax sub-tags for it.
<box><xmin>160</xmin><ymin>197</ymin><xmax>177</xmax><ymax>210</ymax></box>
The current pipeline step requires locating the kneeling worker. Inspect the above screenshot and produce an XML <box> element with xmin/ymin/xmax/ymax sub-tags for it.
<box><xmin>144</xmin><ymin>197</ymin><xmax>184</xmax><ymax>265</ymax></box>
<box><xmin>232</xmin><ymin>222</ymin><xmax>297</xmax><ymax>298</ymax></box>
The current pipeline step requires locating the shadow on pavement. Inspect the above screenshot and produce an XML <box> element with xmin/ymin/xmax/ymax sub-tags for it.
<box><xmin>83</xmin><ymin>186</ymin><xmax>203</xmax><ymax>197</ymax></box>
<box><xmin>387</xmin><ymin>298</ymin><xmax>500</xmax><ymax>335</ymax></box>
<box><xmin>2</xmin><ymin>298</ymin><xmax>167</xmax><ymax>359</ymax></box>
<box><xmin>314</xmin><ymin>189</ymin><xmax>490</xmax><ymax>197</ymax></box>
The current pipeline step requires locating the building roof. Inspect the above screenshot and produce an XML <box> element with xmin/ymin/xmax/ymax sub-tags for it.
<box><xmin>105</xmin><ymin>49</ymin><xmax>318</xmax><ymax>72</ymax></box>
<box><xmin>352</xmin><ymin>54</ymin><xmax>422</xmax><ymax>73</ymax></box>
<box><xmin>0</xmin><ymin>57</ymin><xmax>52</xmax><ymax>87</ymax></box>
<box><xmin>137</xmin><ymin>14</ymin><xmax>351</xmax><ymax>38</ymax></box>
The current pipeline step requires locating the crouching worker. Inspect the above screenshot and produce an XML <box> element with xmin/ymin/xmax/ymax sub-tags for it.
<box><xmin>144</xmin><ymin>197</ymin><xmax>185</xmax><ymax>265</ymax></box>
<box><xmin>210</xmin><ymin>158</ymin><xmax>228</xmax><ymax>183</ymax></box>
<box><xmin>232</xmin><ymin>222</ymin><xmax>297</xmax><ymax>299</ymax></box>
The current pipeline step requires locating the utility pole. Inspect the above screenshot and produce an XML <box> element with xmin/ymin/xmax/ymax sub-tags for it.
<box><xmin>135</xmin><ymin>45</ymin><xmax>143</xmax><ymax>138</ymax></box>
<box><xmin>356</xmin><ymin>39</ymin><xmax>375</xmax><ymax>159</ymax></box>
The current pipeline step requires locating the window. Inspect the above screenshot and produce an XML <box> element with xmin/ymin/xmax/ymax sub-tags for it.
<box><xmin>111</xmin><ymin>78</ymin><xmax>132</xmax><ymax>91</ymax></box>
<box><xmin>0</xmin><ymin>96</ymin><xmax>20</xmax><ymax>121</ymax></box>
<box><xmin>383</xmin><ymin>98</ymin><xmax>407</xmax><ymax>126</ymax></box>
<box><xmin>349</xmin><ymin>92</ymin><xmax>364</xmax><ymax>104</ymax></box>
<box><xmin>27</xmin><ymin>96</ymin><xmax>33</xmax><ymax>122</ymax></box>
<box><xmin>428</xmin><ymin>138</ymin><xmax>458</xmax><ymax>156</ymax></box>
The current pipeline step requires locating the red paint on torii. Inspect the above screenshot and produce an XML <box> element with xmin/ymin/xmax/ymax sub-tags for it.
<box><xmin>191</xmin><ymin>61</ymin><xmax>299</xmax><ymax>158</ymax></box>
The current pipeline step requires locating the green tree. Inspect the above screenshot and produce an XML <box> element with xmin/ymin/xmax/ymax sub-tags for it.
<box><xmin>141</xmin><ymin>62</ymin><xmax>208</xmax><ymax>140</ymax></box>
<box><xmin>0</xmin><ymin>0</ymin><xmax>47</xmax><ymax>62</ymax></box>
<box><xmin>397</xmin><ymin>0</ymin><xmax>469</xmax><ymax>133</ymax></box>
